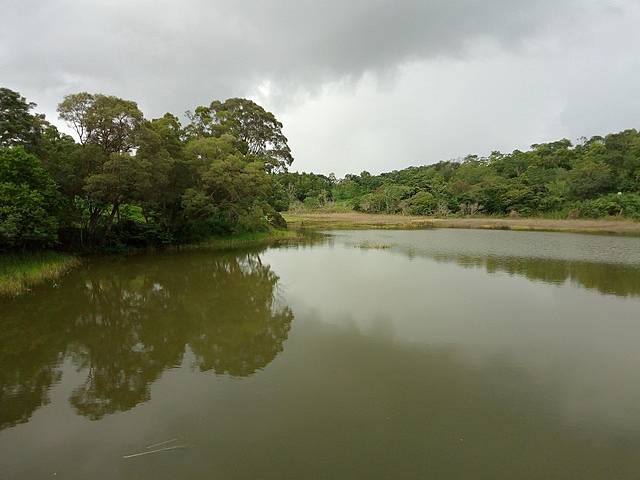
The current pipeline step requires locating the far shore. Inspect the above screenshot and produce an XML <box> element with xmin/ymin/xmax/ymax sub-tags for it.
<box><xmin>284</xmin><ymin>212</ymin><xmax>640</xmax><ymax>236</ymax></box>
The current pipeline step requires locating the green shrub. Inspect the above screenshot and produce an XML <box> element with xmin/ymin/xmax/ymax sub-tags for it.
<box><xmin>355</xmin><ymin>185</ymin><xmax>414</xmax><ymax>214</ymax></box>
<box><xmin>303</xmin><ymin>196</ymin><xmax>321</xmax><ymax>209</ymax></box>
<box><xmin>405</xmin><ymin>190</ymin><xmax>437</xmax><ymax>215</ymax></box>
<box><xmin>577</xmin><ymin>193</ymin><xmax>640</xmax><ymax>219</ymax></box>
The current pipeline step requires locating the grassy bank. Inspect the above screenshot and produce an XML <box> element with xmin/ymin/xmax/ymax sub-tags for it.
<box><xmin>284</xmin><ymin>212</ymin><xmax>640</xmax><ymax>236</ymax></box>
<box><xmin>180</xmin><ymin>229</ymin><xmax>306</xmax><ymax>251</ymax></box>
<box><xmin>0</xmin><ymin>251</ymin><xmax>80</xmax><ymax>296</ymax></box>
<box><xmin>0</xmin><ymin>230</ymin><xmax>305</xmax><ymax>296</ymax></box>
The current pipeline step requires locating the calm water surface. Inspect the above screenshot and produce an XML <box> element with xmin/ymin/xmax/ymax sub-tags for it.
<box><xmin>1</xmin><ymin>229</ymin><xmax>640</xmax><ymax>479</ymax></box>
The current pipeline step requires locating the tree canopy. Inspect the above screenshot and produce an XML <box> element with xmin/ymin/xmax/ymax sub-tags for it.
<box><xmin>186</xmin><ymin>98</ymin><xmax>293</xmax><ymax>172</ymax></box>
<box><xmin>0</xmin><ymin>87</ymin><xmax>293</xmax><ymax>251</ymax></box>
<box><xmin>57</xmin><ymin>93</ymin><xmax>143</xmax><ymax>153</ymax></box>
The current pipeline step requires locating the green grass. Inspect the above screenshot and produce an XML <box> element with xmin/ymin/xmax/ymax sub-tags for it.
<box><xmin>183</xmin><ymin>229</ymin><xmax>305</xmax><ymax>251</ymax></box>
<box><xmin>287</xmin><ymin>199</ymin><xmax>354</xmax><ymax>214</ymax></box>
<box><xmin>0</xmin><ymin>251</ymin><xmax>80</xmax><ymax>296</ymax></box>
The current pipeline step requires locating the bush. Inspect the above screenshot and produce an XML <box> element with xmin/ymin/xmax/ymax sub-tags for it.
<box><xmin>576</xmin><ymin>193</ymin><xmax>640</xmax><ymax>219</ymax></box>
<box><xmin>355</xmin><ymin>185</ymin><xmax>414</xmax><ymax>214</ymax></box>
<box><xmin>404</xmin><ymin>190</ymin><xmax>437</xmax><ymax>215</ymax></box>
<box><xmin>267</xmin><ymin>211</ymin><xmax>287</xmax><ymax>229</ymax></box>
<box><xmin>303</xmin><ymin>196</ymin><xmax>321</xmax><ymax>209</ymax></box>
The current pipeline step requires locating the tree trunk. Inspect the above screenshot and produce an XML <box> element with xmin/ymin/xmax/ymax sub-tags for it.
<box><xmin>106</xmin><ymin>203</ymin><xmax>119</xmax><ymax>234</ymax></box>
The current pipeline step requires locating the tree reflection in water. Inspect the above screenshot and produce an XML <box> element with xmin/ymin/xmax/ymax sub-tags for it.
<box><xmin>0</xmin><ymin>249</ymin><xmax>293</xmax><ymax>427</ymax></box>
<box><xmin>424</xmin><ymin>253</ymin><xmax>640</xmax><ymax>298</ymax></box>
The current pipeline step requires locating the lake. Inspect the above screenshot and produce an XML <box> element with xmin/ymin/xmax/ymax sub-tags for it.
<box><xmin>1</xmin><ymin>229</ymin><xmax>640</xmax><ymax>479</ymax></box>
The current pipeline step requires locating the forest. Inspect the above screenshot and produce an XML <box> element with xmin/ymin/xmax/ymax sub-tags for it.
<box><xmin>2</xmin><ymin>86</ymin><xmax>640</xmax><ymax>253</ymax></box>
<box><xmin>281</xmin><ymin>132</ymin><xmax>640</xmax><ymax>219</ymax></box>
<box><xmin>0</xmin><ymin>87</ymin><xmax>291</xmax><ymax>252</ymax></box>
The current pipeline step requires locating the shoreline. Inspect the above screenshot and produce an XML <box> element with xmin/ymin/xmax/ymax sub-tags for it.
<box><xmin>0</xmin><ymin>229</ymin><xmax>304</xmax><ymax>297</ymax></box>
<box><xmin>0</xmin><ymin>252</ymin><xmax>80</xmax><ymax>297</ymax></box>
<box><xmin>179</xmin><ymin>229</ymin><xmax>304</xmax><ymax>251</ymax></box>
<box><xmin>4</xmin><ymin>215</ymin><xmax>637</xmax><ymax>297</ymax></box>
<box><xmin>283</xmin><ymin>212</ymin><xmax>640</xmax><ymax>236</ymax></box>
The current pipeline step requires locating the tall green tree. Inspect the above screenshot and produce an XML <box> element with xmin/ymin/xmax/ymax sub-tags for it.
<box><xmin>57</xmin><ymin>93</ymin><xmax>143</xmax><ymax>153</ymax></box>
<box><xmin>567</xmin><ymin>159</ymin><xmax>612</xmax><ymax>200</ymax></box>
<box><xmin>56</xmin><ymin>93</ymin><xmax>146</xmax><ymax>242</ymax></box>
<box><xmin>0</xmin><ymin>87</ymin><xmax>49</xmax><ymax>152</ymax></box>
<box><xmin>182</xmin><ymin>135</ymin><xmax>281</xmax><ymax>234</ymax></box>
<box><xmin>187</xmin><ymin>98</ymin><xmax>293</xmax><ymax>172</ymax></box>
<box><xmin>84</xmin><ymin>153</ymin><xmax>152</xmax><ymax>232</ymax></box>
<box><xmin>135</xmin><ymin>114</ymin><xmax>188</xmax><ymax>233</ymax></box>
<box><xmin>0</xmin><ymin>147</ymin><xmax>59</xmax><ymax>249</ymax></box>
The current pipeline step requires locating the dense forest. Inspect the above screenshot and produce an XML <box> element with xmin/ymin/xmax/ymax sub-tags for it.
<box><xmin>281</xmin><ymin>132</ymin><xmax>640</xmax><ymax>219</ymax></box>
<box><xmin>0</xmin><ymin>87</ymin><xmax>291</xmax><ymax>251</ymax></box>
<box><xmin>2</xmin><ymin>86</ymin><xmax>640</xmax><ymax>253</ymax></box>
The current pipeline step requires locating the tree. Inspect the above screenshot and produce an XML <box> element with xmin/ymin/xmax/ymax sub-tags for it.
<box><xmin>56</xmin><ymin>93</ymin><xmax>145</xmax><ymax>242</ymax></box>
<box><xmin>567</xmin><ymin>159</ymin><xmax>612</xmax><ymax>200</ymax></box>
<box><xmin>84</xmin><ymin>153</ymin><xmax>152</xmax><ymax>233</ymax></box>
<box><xmin>0</xmin><ymin>147</ymin><xmax>59</xmax><ymax>249</ymax></box>
<box><xmin>36</xmin><ymin>125</ymin><xmax>80</xmax><ymax>196</ymax></box>
<box><xmin>600</xmin><ymin>129</ymin><xmax>640</xmax><ymax>192</ymax></box>
<box><xmin>187</xmin><ymin>98</ymin><xmax>293</xmax><ymax>172</ymax></box>
<box><xmin>181</xmin><ymin>134</ymin><xmax>285</xmax><ymax>234</ymax></box>
<box><xmin>492</xmin><ymin>150</ymin><xmax>531</xmax><ymax>178</ymax></box>
<box><xmin>0</xmin><ymin>87</ymin><xmax>47</xmax><ymax>151</ymax></box>
<box><xmin>277</xmin><ymin>171</ymin><xmax>333</xmax><ymax>203</ymax></box>
<box><xmin>135</xmin><ymin>114</ymin><xmax>188</xmax><ymax>232</ymax></box>
<box><xmin>183</xmin><ymin>156</ymin><xmax>273</xmax><ymax>233</ymax></box>
<box><xmin>405</xmin><ymin>190</ymin><xmax>437</xmax><ymax>215</ymax></box>
<box><xmin>57</xmin><ymin>93</ymin><xmax>143</xmax><ymax>153</ymax></box>
<box><xmin>356</xmin><ymin>184</ymin><xmax>413</xmax><ymax>214</ymax></box>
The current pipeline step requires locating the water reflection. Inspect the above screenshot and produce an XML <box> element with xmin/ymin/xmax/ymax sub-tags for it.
<box><xmin>0</xmin><ymin>250</ymin><xmax>292</xmax><ymax>428</ymax></box>
<box><xmin>268</xmin><ymin>317</ymin><xmax>640</xmax><ymax>479</ymax></box>
<box><xmin>2</xmin><ymin>231</ymin><xmax>640</xmax><ymax>479</ymax></box>
<box><xmin>426</xmin><ymin>253</ymin><xmax>640</xmax><ymax>297</ymax></box>
<box><xmin>333</xmin><ymin>230</ymin><xmax>640</xmax><ymax>297</ymax></box>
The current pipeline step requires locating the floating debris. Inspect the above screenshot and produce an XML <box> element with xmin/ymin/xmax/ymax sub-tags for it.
<box><xmin>123</xmin><ymin>444</ymin><xmax>188</xmax><ymax>459</ymax></box>
<box><xmin>145</xmin><ymin>438</ymin><xmax>179</xmax><ymax>450</ymax></box>
<box><xmin>355</xmin><ymin>241</ymin><xmax>391</xmax><ymax>250</ymax></box>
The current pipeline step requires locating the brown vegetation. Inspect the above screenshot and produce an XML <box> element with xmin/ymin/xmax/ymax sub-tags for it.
<box><xmin>284</xmin><ymin>212</ymin><xmax>640</xmax><ymax>235</ymax></box>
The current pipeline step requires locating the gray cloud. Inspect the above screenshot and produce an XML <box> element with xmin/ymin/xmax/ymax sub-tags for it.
<box><xmin>1</xmin><ymin>0</ymin><xmax>638</xmax><ymax>175</ymax></box>
<box><xmin>1</xmin><ymin>0</ymin><xmax>582</xmax><ymax>112</ymax></box>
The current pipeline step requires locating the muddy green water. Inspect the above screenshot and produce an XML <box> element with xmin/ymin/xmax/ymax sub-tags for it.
<box><xmin>2</xmin><ymin>229</ymin><xmax>640</xmax><ymax>479</ymax></box>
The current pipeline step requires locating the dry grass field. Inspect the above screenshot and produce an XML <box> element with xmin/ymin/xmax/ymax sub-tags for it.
<box><xmin>284</xmin><ymin>212</ymin><xmax>640</xmax><ymax>236</ymax></box>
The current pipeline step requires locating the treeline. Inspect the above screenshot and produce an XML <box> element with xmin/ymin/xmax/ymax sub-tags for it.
<box><xmin>280</xmin><ymin>133</ymin><xmax>640</xmax><ymax>218</ymax></box>
<box><xmin>3</xmin><ymin>84</ymin><xmax>640</xmax><ymax>254</ymax></box>
<box><xmin>0</xmin><ymin>87</ymin><xmax>291</xmax><ymax>251</ymax></box>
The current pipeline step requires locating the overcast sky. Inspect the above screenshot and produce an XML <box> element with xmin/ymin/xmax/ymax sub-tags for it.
<box><xmin>1</xmin><ymin>0</ymin><xmax>639</xmax><ymax>176</ymax></box>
